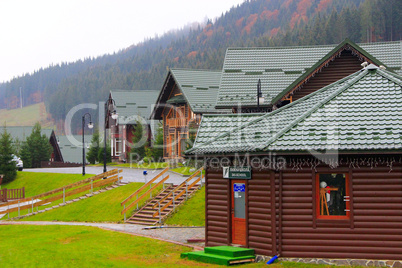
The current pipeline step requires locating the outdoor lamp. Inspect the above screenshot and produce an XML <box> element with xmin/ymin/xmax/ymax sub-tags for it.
<box><xmin>104</xmin><ymin>98</ymin><xmax>118</xmax><ymax>173</ymax></box>
<box><xmin>82</xmin><ymin>113</ymin><xmax>93</xmax><ymax>176</ymax></box>
<box><xmin>257</xmin><ymin>79</ymin><xmax>264</xmax><ymax>110</ymax></box>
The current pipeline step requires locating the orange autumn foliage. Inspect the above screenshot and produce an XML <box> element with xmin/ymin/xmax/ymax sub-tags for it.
<box><xmin>187</xmin><ymin>51</ymin><xmax>198</xmax><ymax>58</ymax></box>
<box><xmin>243</xmin><ymin>14</ymin><xmax>258</xmax><ymax>34</ymax></box>
<box><xmin>316</xmin><ymin>0</ymin><xmax>332</xmax><ymax>13</ymax></box>
<box><xmin>260</xmin><ymin>9</ymin><xmax>279</xmax><ymax>21</ymax></box>
<box><xmin>270</xmin><ymin>27</ymin><xmax>280</xmax><ymax>36</ymax></box>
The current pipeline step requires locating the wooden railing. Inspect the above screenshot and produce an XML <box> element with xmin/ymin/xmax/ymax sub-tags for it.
<box><xmin>0</xmin><ymin>187</ymin><xmax>25</xmax><ymax>202</ymax></box>
<box><xmin>153</xmin><ymin>167</ymin><xmax>204</xmax><ymax>218</ymax></box>
<box><xmin>0</xmin><ymin>169</ymin><xmax>122</xmax><ymax>216</ymax></box>
<box><xmin>167</xmin><ymin>118</ymin><xmax>187</xmax><ymax>128</ymax></box>
<box><xmin>121</xmin><ymin>167</ymin><xmax>170</xmax><ymax>217</ymax></box>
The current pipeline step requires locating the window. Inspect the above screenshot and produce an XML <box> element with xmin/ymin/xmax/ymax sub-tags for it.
<box><xmin>316</xmin><ymin>173</ymin><xmax>350</xmax><ymax>220</ymax></box>
<box><xmin>115</xmin><ymin>139</ymin><xmax>122</xmax><ymax>156</ymax></box>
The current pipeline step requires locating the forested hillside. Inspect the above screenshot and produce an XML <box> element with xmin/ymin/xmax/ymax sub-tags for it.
<box><xmin>0</xmin><ymin>0</ymin><xmax>400</xmax><ymax>133</ymax></box>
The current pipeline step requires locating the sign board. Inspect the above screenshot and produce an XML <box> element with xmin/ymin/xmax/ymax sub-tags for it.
<box><xmin>223</xmin><ymin>167</ymin><xmax>252</xmax><ymax>179</ymax></box>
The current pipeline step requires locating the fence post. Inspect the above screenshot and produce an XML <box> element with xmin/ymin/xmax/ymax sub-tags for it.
<box><xmin>63</xmin><ymin>188</ymin><xmax>65</xmax><ymax>204</ymax></box>
<box><xmin>173</xmin><ymin>191</ymin><xmax>175</xmax><ymax>209</ymax></box>
<box><xmin>32</xmin><ymin>197</ymin><xmax>34</xmax><ymax>213</ymax></box>
<box><xmin>22</xmin><ymin>187</ymin><xmax>25</xmax><ymax>198</ymax></box>
<box><xmin>186</xmin><ymin>181</ymin><xmax>188</xmax><ymax>200</ymax></box>
<box><xmin>124</xmin><ymin>204</ymin><xmax>126</xmax><ymax>221</ymax></box>
<box><xmin>7</xmin><ymin>203</ymin><xmax>10</xmax><ymax>219</ymax></box>
<box><xmin>18</xmin><ymin>200</ymin><xmax>20</xmax><ymax>217</ymax></box>
<box><xmin>136</xmin><ymin>194</ymin><xmax>139</xmax><ymax>210</ymax></box>
<box><xmin>200</xmin><ymin>176</ymin><xmax>203</xmax><ymax>188</ymax></box>
<box><xmin>158</xmin><ymin>201</ymin><xmax>161</xmax><ymax>224</ymax></box>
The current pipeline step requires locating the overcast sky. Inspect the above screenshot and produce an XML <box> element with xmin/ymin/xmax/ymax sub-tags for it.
<box><xmin>0</xmin><ymin>0</ymin><xmax>244</xmax><ymax>83</ymax></box>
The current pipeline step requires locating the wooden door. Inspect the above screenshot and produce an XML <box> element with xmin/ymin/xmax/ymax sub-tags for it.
<box><xmin>231</xmin><ymin>180</ymin><xmax>246</xmax><ymax>245</ymax></box>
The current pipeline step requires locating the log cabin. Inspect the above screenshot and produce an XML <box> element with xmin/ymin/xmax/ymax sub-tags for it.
<box><xmin>106</xmin><ymin>90</ymin><xmax>158</xmax><ymax>162</ymax></box>
<box><xmin>186</xmin><ymin>65</ymin><xmax>402</xmax><ymax>263</ymax></box>
<box><xmin>150</xmin><ymin>69</ymin><xmax>229</xmax><ymax>164</ymax></box>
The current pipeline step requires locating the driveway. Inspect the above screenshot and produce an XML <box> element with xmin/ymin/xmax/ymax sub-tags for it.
<box><xmin>22</xmin><ymin>166</ymin><xmax>197</xmax><ymax>185</ymax></box>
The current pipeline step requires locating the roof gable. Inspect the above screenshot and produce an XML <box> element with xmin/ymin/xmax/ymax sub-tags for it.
<box><xmin>150</xmin><ymin>69</ymin><xmax>226</xmax><ymax>119</ymax></box>
<box><xmin>110</xmin><ymin>90</ymin><xmax>158</xmax><ymax>125</ymax></box>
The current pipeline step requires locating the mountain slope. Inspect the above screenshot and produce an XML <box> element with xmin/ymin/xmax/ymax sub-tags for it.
<box><xmin>0</xmin><ymin>0</ymin><xmax>400</xmax><ymax>133</ymax></box>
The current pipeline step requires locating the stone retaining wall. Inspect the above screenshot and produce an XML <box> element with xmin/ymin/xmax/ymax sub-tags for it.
<box><xmin>255</xmin><ymin>255</ymin><xmax>402</xmax><ymax>267</ymax></box>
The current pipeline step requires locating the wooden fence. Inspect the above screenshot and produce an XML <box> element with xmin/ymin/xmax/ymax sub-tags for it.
<box><xmin>121</xmin><ymin>167</ymin><xmax>169</xmax><ymax>216</ymax></box>
<box><xmin>0</xmin><ymin>169</ymin><xmax>122</xmax><ymax>216</ymax></box>
<box><xmin>0</xmin><ymin>187</ymin><xmax>25</xmax><ymax>202</ymax></box>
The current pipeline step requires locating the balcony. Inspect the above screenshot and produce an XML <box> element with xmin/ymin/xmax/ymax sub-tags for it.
<box><xmin>167</xmin><ymin>118</ymin><xmax>187</xmax><ymax>128</ymax></box>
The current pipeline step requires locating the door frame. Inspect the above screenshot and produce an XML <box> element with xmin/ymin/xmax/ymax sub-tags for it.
<box><xmin>231</xmin><ymin>180</ymin><xmax>247</xmax><ymax>245</ymax></box>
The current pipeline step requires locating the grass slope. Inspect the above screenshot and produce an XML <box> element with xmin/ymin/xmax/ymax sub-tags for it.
<box><xmin>23</xmin><ymin>182</ymin><xmax>162</xmax><ymax>222</ymax></box>
<box><xmin>2</xmin><ymin>172</ymin><xmax>94</xmax><ymax>197</ymax></box>
<box><xmin>0</xmin><ymin>102</ymin><xmax>53</xmax><ymax>127</ymax></box>
<box><xmin>165</xmin><ymin>186</ymin><xmax>205</xmax><ymax>226</ymax></box>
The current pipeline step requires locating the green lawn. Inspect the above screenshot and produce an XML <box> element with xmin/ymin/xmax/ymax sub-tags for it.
<box><xmin>165</xmin><ymin>186</ymin><xmax>205</xmax><ymax>226</ymax></box>
<box><xmin>0</xmin><ymin>225</ymin><xmax>355</xmax><ymax>268</ymax></box>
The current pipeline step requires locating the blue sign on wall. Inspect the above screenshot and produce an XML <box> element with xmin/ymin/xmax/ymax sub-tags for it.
<box><xmin>234</xmin><ymin>183</ymin><xmax>245</xmax><ymax>192</ymax></box>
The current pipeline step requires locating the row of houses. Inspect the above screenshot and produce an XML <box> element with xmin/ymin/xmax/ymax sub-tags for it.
<box><xmin>6</xmin><ymin>38</ymin><xmax>402</xmax><ymax>261</ymax></box>
<box><xmin>107</xmin><ymin>38</ymin><xmax>401</xmax><ymax>261</ymax></box>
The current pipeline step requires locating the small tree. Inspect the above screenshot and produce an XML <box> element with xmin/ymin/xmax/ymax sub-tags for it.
<box><xmin>145</xmin><ymin>123</ymin><xmax>163</xmax><ymax>161</ymax></box>
<box><xmin>20</xmin><ymin>123</ymin><xmax>52</xmax><ymax>168</ymax></box>
<box><xmin>0</xmin><ymin>127</ymin><xmax>17</xmax><ymax>183</ymax></box>
<box><xmin>130</xmin><ymin>120</ymin><xmax>147</xmax><ymax>159</ymax></box>
<box><xmin>97</xmin><ymin>142</ymin><xmax>111</xmax><ymax>164</ymax></box>
<box><xmin>86</xmin><ymin>129</ymin><xmax>100</xmax><ymax>164</ymax></box>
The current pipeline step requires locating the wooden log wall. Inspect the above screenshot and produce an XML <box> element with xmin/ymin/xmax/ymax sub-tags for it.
<box><xmin>280</xmin><ymin>164</ymin><xmax>402</xmax><ymax>260</ymax></box>
<box><xmin>205</xmin><ymin>168</ymin><xmax>231</xmax><ymax>246</ymax></box>
<box><xmin>247</xmin><ymin>170</ymin><xmax>274</xmax><ymax>256</ymax></box>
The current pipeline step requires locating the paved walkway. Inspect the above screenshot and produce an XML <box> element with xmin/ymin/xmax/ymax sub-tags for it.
<box><xmin>0</xmin><ymin>221</ymin><xmax>205</xmax><ymax>250</ymax></box>
<box><xmin>23</xmin><ymin>166</ymin><xmax>198</xmax><ymax>185</ymax></box>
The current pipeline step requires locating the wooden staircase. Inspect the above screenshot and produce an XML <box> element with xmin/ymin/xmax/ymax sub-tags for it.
<box><xmin>126</xmin><ymin>183</ymin><xmax>200</xmax><ymax>225</ymax></box>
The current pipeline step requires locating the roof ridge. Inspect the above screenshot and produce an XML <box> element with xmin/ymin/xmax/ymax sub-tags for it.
<box><xmin>262</xmin><ymin>69</ymin><xmax>369</xmax><ymax>151</ymax></box>
<box><xmin>188</xmin><ymin>70</ymin><xmax>365</xmax><ymax>154</ymax></box>
<box><xmin>186</xmin><ymin>112</ymin><xmax>268</xmax><ymax>154</ymax></box>
<box><xmin>170</xmin><ymin>68</ymin><xmax>222</xmax><ymax>73</ymax></box>
<box><xmin>376</xmin><ymin>68</ymin><xmax>402</xmax><ymax>87</ymax></box>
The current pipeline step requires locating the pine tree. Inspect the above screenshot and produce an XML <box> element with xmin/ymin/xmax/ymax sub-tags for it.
<box><xmin>86</xmin><ymin>129</ymin><xmax>100</xmax><ymax>164</ymax></box>
<box><xmin>20</xmin><ymin>123</ymin><xmax>52</xmax><ymax>168</ymax></box>
<box><xmin>0</xmin><ymin>127</ymin><xmax>17</xmax><ymax>183</ymax></box>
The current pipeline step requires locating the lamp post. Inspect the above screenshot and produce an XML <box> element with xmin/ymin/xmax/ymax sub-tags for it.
<box><xmin>104</xmin><ymin>98</ymin><xmax>118</xmax><ymax>173</ymax></box>
<box><xmin>82</xmin><ymin>113</ymin><xmax>93</xmax><ymax>176</ymax></box>
<box><xmin>257</xmin><ymin>79</ymin><xmax>264</xmax><ymax>111</ymax></box>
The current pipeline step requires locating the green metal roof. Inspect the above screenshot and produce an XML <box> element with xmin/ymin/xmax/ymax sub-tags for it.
<box><xmin>0</xmin><ymin>126</ymin><xmax>53</xmax><ymax>141</ymax></box>
<box><xmin>170</xmin><ymin>69</ymin><xmax>225</xmax><ymax>113</ymax></box>
<box><xmin>216</xmin><ymin>40</ymin><xmax>402</xmax><ymax>108</ymax></box>
<box><xmin>57</xmin><ymin>135</ymin><xmax>93</xmax><ymax>164</ymax></box>
<box><xmin>150</xmin><ymin>69</ymin><xmax>229</xmax><ymax>120</ymax></box>
<box><xmin>187</xmin><ymin>65</ymin><xmax>402</xmax><ymax>155</ymax></box>
<box><xmin>110</xmin><ymin>90</ymin><xmax>158</xmax><ymax>125</ymax></box>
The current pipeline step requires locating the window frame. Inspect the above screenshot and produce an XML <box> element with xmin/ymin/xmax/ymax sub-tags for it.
<box><xmin>315</xmin><ymin>172</ymin><xmax>351</xmax><ymax>220</ymax></box>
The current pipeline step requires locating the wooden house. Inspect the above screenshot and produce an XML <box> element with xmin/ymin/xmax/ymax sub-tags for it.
<box><xmin>216</xmin><ymin>39</ymin><xmax>402</xmax><ymax>113</ymax></box>
<box><xmin>106</xmin><ymin>90</ymin><xmax>158</xmax><ymax>162</ymax></box>
<box><xmin>186</xmin><ymin>65</ymin><xmax>402</xmax><ymax>263</ymax></box>
<box><xmin>150</xmin><ymin>69</ymin><xmax>229</xmax><ymax>163</ymax></box>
